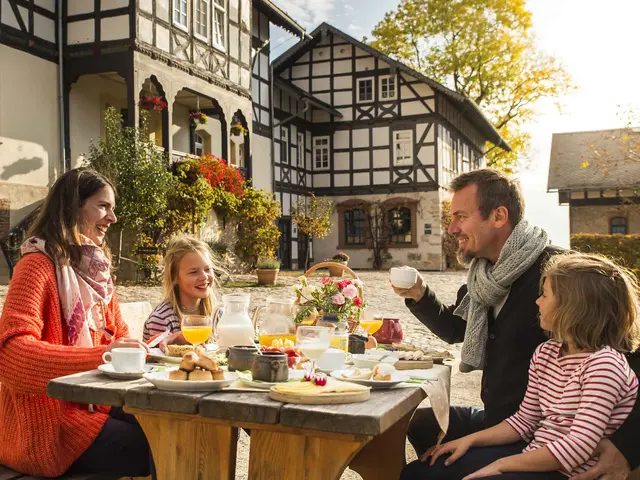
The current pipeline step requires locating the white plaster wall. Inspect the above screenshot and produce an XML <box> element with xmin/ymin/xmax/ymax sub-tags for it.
<box><xmin>252</xmin><ymin>134</ymin><xmax>272</xmax><ymax>193</ymax></box>
<box><xmin>172</xmin><ymin>103</ymin><xmax>191</xmax><ymax>153</ymax></box>
<box><xmin>69</xmin><ymin>74</ymin><xmax>127</xmax><ymax>167</ymax></box>
<box><xmin>0</xmin><ymin>44</ymin><xmax>60</xmax><ymax>187</ymax></box>
<box><xmin>313</xmin><ymin>191</ymin><xmax>445</xmax><ymax>271</ymax></box>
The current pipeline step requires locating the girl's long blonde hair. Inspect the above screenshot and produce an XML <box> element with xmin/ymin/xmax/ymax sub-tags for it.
<box><xmin>162</xmin><ymin>236</ymin><xmax>221</xmax><ymax>321</ymax></box>
<box><xmin>542</xmin><ymin>252</ymin><xmax>640</xmax><ymax>353</ymax></box>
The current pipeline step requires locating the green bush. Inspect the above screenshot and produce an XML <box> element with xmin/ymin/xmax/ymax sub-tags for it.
<box><xmin>256</xmin><ymin>256</ymin><xmax>281</xmax><ymax>269</ymax></box>
<box><xmin>570</xmin><ymin>234</ymin><xmax>640</xmax><ymax>278</ymax></box>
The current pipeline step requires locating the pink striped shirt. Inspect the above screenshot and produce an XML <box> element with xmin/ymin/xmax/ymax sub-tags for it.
<box><xmin>506</xmin><ymin>340</ymin><xmax>638</xmax><ymax>477</ymax></box>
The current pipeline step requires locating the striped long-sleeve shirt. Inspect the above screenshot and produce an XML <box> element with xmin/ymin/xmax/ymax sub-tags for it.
<box><xmin>506</xmin><ymin>340</ymin><xmax>638</xmax><ymax>477</ymax></box>
<box><xmin>142</xmin><ymin>301</ymin><xmax>181</xmax><ymax>342</ymax></box>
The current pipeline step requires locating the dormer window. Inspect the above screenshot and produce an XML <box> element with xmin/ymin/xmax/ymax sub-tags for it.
<box><xmin>173</xmin><ymin>0</ymin><xmax>188</xmax><ymax>29</ymax></box>
<box><xmin>357</xmin><ymin>78</ymin><xmax>374</xmax><ymax>103</ymax></box>
<box><xmin>380</xmin><ymin>75</ymin><xmax>396</xmax><ymax>100</ymax></box>
<box><xmin>213</xmin><ymin>0</ymin><xmax>226</xmax><ymax>50</ymax></box>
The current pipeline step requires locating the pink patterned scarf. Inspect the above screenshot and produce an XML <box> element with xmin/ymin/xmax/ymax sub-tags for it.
<box><xmin>21</xmin><ymin>236</ymin><xmax>115</xmax><ymax>347</ymax></box>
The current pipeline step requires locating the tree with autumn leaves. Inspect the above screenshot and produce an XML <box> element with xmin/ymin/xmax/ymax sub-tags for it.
<box><xmin>367</xmin><ymin>0</ymin><xmax>574</xmax><ymax>172</ymax></box>
<box><xmin>291</xmin><ymin>195</ymin><xmax>334</xmax><ymax>270</ymax></box>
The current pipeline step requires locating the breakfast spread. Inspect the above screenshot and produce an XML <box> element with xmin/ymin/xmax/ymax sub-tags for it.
<box><xmin>168</xmin><ymin>352</ymin><xmax>224</xmax><ymax>381</ymax></box>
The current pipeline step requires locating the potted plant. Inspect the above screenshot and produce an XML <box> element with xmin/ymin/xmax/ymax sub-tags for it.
<box><xmin>255</xmin><ymin>256</ymin><xmax>280</xmax><ymax>285</ymax></box>
<box><xmin>139</xmin><ymin>95</ymin><xmax>167</xmax><ymax>112</ymax></box>
<box><xmin>325</xmin><ymin>252</ymin><xmax>350</xmax><ymax>277</ymax></box>
<box><xmin>230</xmin><ymin>122</ymin><xmax>249</xmax><ymax>136</ymax></box>
<box><xmin>190</xmin><ymin>111</ymin><xmax>208</xmax><ymax>126</ymax></box>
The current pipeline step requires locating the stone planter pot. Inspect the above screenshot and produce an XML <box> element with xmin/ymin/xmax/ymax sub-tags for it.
<box><xmin>327</xmin><ymin>261</ymin><xmax>347</xmax><ymax>277</ymax></box>
<box><xmin>256</xmin><ymin>268</ymin><xmax>279</xmax><ymax>285</ymax></box>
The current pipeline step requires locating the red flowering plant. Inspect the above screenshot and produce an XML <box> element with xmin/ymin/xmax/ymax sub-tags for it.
<box><xmin>196</xmin><ymin>153</ymin><xmax>245</xmax><ymax>216</ymax></box>
<box><xmin>139</xmin><ymin>95</ymin><xmax>167</xmax><ymax>112</ymax></box>
<box><xmin>189</xmin><ymin>111</ymin><xmax>208</xmax><ymax>126</ymax></box>
<box><xmin>293</xmin><ymin>276</ymin><xmax>365</xmax><ymax>324</ymax></box>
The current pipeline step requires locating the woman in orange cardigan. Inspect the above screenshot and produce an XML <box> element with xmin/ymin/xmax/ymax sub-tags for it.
<box><xmin>0</xmin><ymin>168</ymin><xmax>153</xmax><ymax>478</ymax></box>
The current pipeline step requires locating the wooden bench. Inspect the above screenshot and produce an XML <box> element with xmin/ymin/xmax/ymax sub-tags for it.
<box><xmin>0</xmin><ymin>465</ymin><xmax>119</xmax><ymax>479</ymax></box>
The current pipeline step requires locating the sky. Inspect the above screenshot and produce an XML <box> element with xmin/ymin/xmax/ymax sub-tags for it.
<box><xmin>270</xmin><ymin>0</ymin><xmax>640</xmax><ymax>247</ymax></box>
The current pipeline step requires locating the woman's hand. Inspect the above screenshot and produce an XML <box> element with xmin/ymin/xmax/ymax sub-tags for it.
<box><xmin>463</xmin><ymin>460</ymin><xmax>505</xmax><ymax>479</ymax></box>
<box><xmin>159</xmin><ymin>331</ymin><xmax>188</xmax><ymax>353</ymax></box>
<box><xmin>424</xmin><ymin>435</ymin><xmax>475</xmax><ymax>466</ymax></box>
<box><xmin>106</xmin><ymin>338</ymin><xmax>149</xmax><ymax>352</ymax></box>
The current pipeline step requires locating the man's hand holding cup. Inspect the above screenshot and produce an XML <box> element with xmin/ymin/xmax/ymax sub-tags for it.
<box><xmin>389</xmin><ymin>266</ymin><xmax>427</xmax><ymax>302</ymax></box>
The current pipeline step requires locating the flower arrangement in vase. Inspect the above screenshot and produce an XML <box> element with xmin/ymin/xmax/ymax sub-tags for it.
<box><xmin>293</xmin><ymin>276</ymin><xmax>365</xmax><ymax>325</ymax></box>
<box><xmin>190</xmin><ymin>111</ymin><xmax>208</xmax><ymax>126</ymax></box>
<box><xmin>139</xmin><ymin>95</ymin><xmax>167</xmax><ymax>112</ymax></box>
<box><xmin>230</xmin><ymin>122</ymin><xmax>249</xmax><ymax>136</ymax></box>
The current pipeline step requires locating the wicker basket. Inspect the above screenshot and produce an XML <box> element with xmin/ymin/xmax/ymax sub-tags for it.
<box><xmin>296</xmin><ymin>261</ymin><xmax>364</xmax><ymax>333</ymax></box>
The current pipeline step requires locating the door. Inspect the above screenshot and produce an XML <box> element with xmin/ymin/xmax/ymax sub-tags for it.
<box><xmin>278</xmin><ymin>218</ymin><xmax>292</xmax><ymax>270</ymax></box>
<box><xmin>297</xmin><ymin>233</ymin><xmax>309</xmax><ymax>270</ymax></box>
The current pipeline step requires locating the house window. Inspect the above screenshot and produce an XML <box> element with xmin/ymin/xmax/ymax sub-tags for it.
<box><xmin>380</xmin><ymin>76</ymin><xmax>396</xmax><ymax>100</ymax></box>
<box><xmin>394</xmin><ymin>130</ymin><xmax>413</xmax><ymax>165</ymax></box>
<box><xmin>173</xmin><ymin>0</ymin><xmax>187</xmax><ymax>28</ymax></box>
<box><xmin>313</xmin><ymin>136</ymin><xmax>330</xmax><ymax>170</ymax></box>
<box><xmin>439</xmin><ymin>125</ymin><xmax>456</xmax><ymax>186</ymax></box>
<box><xmin>281</xmin><ymin>128</ymin><xmax>289</xmax><ymax>164</ymax></box>
<box><xmin>297</xmin><ymin>132</ymin><xmax>304</xmax><ymax>166</ymax></box>
<box><xmin>213</xmin><ymin>0</ymin><xmax>225</xmax><ymax>48</ymax></box>
<box><xmin>194</xmin><ymin>132</ymin><xmax>204</xmax><ymax>156</ymax></box>
<box><xmin>462</xmin><ymin>144</ymin><xmax>470</xmax><ymax>172</ymax></box>
<box><xmin>195</xmin><ymin>0</ymin><xmax>209</xmax><ymax>38</ymax></box>
<box><xmin>344</xmin><ymin>209</ymin><xmax>366</xmax><ymax>245</ymax></box>
<box><xmin>388</xmin><ymin>207</ymin><xmax>412</xmax><ymax>244</ymax></box>
<box><xmin>610</xmin><ymin>217</ymin><xmax>628</xmax><ymax>234</ymax></box>
<box><xmin>357</xmin><ymin>78</ymin><xmax>374</xmax><ymax>103</ymax></box>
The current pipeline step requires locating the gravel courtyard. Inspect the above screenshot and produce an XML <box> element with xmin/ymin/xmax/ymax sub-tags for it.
<box><xmin>0</xmin><ymin>270</ymin><xmax>482</xmax><ymax>479</ymax></box>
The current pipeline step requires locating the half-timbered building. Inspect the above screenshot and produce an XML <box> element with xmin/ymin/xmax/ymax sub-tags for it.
<box><xmin>270</xmin><ymin>23</ymin><xmax>510</xmax><ymax>270</ymax></box>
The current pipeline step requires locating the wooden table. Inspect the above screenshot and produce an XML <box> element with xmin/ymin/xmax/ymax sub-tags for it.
<box><xmin>47</xmin><ymin>365</ymin><xmax>450</xmax><ymax>480</ymax></box>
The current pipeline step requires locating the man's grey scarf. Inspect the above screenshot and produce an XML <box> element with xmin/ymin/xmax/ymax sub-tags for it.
<box><xmin>455</xmin><ymin>220</ymin><xmax>549</xmax><ymax>373</ymax></box>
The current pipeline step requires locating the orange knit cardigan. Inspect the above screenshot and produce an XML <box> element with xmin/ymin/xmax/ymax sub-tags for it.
<box><xmin>0</xmin><ymin>252</ymin><xmax>129</xmax><ymax>477</ymax></box>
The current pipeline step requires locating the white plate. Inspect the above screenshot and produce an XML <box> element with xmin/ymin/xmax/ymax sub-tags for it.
<box><xmin>98</xmin><ymin>363</ymin><xmax>154</xmax><ymax>380</ymax></box>
<box><xmin>352</xmin><ymin>354</ymin><xmax>398</xmax><ymax>369</ymax></box>
<box><xmin>330</xmin><ymin>369</ymin><xmax>410</xmax><ymax>389</ymax></box>
<box><xmin>238</xmin><ymin>370</ymin><xmax>305</xmax><ymax>389</ymax></box>
<box><xmin>148</xmin><ymin>344</ymin><xmax>219</xmax><ymax>364</ymax></box>
<box><xmin>143</xmin><ymin>370</ymin><xmax>237</xmax><ymax>392</ymax></box>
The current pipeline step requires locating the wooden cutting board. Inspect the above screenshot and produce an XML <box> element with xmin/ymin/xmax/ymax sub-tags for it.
<box><xmin>269</xmin><ymin>388</ymin><xmax>370</xmax><ymax>404</ymax></box>
<box><xmin>395</xmin><ymin>360</ymin><xmax>434</xmax><ymax>370</ymax></box>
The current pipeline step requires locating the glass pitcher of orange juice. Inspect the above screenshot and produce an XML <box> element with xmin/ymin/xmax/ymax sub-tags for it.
<box><xmin>257</xmin><ymin>297</ymin><xmax>297</xmax><ymax>346</ymax></box>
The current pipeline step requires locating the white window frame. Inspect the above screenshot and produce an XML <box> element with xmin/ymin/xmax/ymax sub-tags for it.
<box><xmin>393</xmin><ymin>130</ymin><xmax>413</xmax><ymax>166</ymax></box>
<box><xmin>173</xmin><ymin>0</ymin><xmax>188</xmax><ymax>31</ymax></box>
<box><xmin>380</xmin><ymin>75</ymin><xmax>397</xmax><ymax>101</ymax></box>
<box><xmin>194</xmin><ymin>132</ymin><xmax>204</xmax><ymax>156</ymax></box>
<box><xmin>357</xmin><ymin>77</ymin><xmax>374</xmax><ymax>103</ymax></box>
<box><xmin>212</xmin><ymin>0</ymin><xmax>226</xmax><ymax>51</ymax></box>
<box><xmin>281</xmin><ymin>128</ymin><xmax>289</xmax><ymax>164</ymax></box>
<box><xmin>297</xmin><ymin>132</ymin><xmax>304</xmax><ymax>166</ymax></box>
<box><xmin>313</xmin><ymin>136</ymin><xmax>330</xmax><ymax>171</ymax></box>
<box><xmin>194</xmin><ymin>0</ymin><xmax>209</xmax><ymax>41</ymax></box>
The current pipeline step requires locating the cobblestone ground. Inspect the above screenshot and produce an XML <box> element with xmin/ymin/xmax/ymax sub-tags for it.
<box><xmin>0</xmin><ymin>270</ymin><xmax>482</xmax><ymax>479</ymax></box>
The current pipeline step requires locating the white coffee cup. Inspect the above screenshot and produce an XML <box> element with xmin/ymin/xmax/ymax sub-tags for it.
<box><xmin>102</xmin><ymin>348</ymin><xmax>146</xmax><ymax>373</ymax></box>
<box><xmin>389</xmin><ymin>267</ymin><xmax>418</xmax><ymax>289</ymax></box>
<box><xmin>316</xmin><ymin>347</ymin><xmax>346</xmax><ymax>371</ymax></box>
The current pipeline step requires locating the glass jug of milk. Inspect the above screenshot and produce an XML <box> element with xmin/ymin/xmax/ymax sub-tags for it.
<box><xmin>214</xmin><ymin>294</ymin><xmax>256</xmax><ymax>348</ymax></box>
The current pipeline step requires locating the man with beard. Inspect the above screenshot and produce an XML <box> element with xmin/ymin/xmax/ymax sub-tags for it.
<box><xmin>394</xmin><ymin>169</ymin><xmax>639</xmax><ymax>479</ymax></box>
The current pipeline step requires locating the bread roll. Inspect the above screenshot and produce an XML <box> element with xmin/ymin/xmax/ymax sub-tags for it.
<box><xmin>166</xmin><ymin>344</ymin><xmax>195</xmax><ymax>357</ymax></box>
<box><xmin>372</xmin><ymin>363</ymin><xmax>395</xmax><ymax>381</ymax></box>
<box><xmin>210</xmin><ymin>368</ymin><xmax>225</xmax><ymax>381</ymax></box>
<box><xmin>169</xmin><ymin>369</ymin><xmax>188</xmax><ymax>381</ymax></box>
<box><xmin>188</xmin><ymin>369</ymin><xmax>213</xmax><ymax>381</ymax></box>
<box><xmin>179</xmin><ymin>352</ymin><xmax>199</xmax><ymax>372</ymax></box>
<box><xmin>195</xmin><ymin>355</ymin><xmax>218</xmax><ymax>372</ymax></box>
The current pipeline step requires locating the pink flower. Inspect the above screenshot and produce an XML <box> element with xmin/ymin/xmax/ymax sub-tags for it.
<box><xmin>342</xmin><ymin>284</ymin><xmax>358</xmax><ymax>299</ymax></box>
<box><xmin>353</xmin><ymin>297</ymin><xmax>363</xmax><ymax>307</ymax></box>
<box><xmin>320</xmin><ymin>277</ymin><xmax>333</xmax><ymax>285</ymax></box>
<box><xmin>332</xmin><ymin>293</ymin><xmax>346</xmax><ymax>306</ymax></box>
<box><xmin>337</xmin><ymin>279</ymin><xmax>352</xmax><ymax>289</ymax></box>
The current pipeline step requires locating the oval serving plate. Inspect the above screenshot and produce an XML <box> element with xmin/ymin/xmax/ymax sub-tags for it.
<box><xmin>330</xmin><ymin>369</ymin><xmax>410</xmax><ymax>389</ymax></box>
<box><xmin>143</xmin><ymin>370</ymin><xmax>237</xmax><ymax>392</ymax></box>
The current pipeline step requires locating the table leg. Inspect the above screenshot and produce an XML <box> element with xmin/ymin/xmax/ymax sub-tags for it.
<box><xmin>248</xmin><ymin>429</ymin><xmax>370</xmax><ymax>480</ymax></box>
<box><xmin>132</xmin><ymin>410</ymin><xmax>238</xmax><ymax>480</ymax></box>
<box><xmin>349</xmin><ymin>410</ymin><xmax>415</xmax><ymax>480</ymax></box>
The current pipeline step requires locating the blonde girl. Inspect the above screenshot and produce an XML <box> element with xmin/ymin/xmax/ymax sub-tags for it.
<box><xmin>403</xmin><ymin>252</ymin><xmax>639</xmax><ymax>480</ymax></box>
<box><xmin>143</xmin><ymin>236</ymin><xmax>219</xmax><ymax>344</ymax></box>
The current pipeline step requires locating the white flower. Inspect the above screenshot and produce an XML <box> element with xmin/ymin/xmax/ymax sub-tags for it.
<box><xmin>353</xmin><ymin>279</ymin><xmax>364</xmax><ymax>288</ymax></box>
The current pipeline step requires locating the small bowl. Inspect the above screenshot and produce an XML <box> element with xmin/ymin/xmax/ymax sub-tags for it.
<box><xmin>316</xmin><ymin>348</ymin><xmax>346</xmax><ymax>372</ymax></box>
<box><xmin>352</xmin><ymin>353</ymin><xmax>398</xmax><ymax>369</ymax></box>
<box><xmin>227</xmin><ymin>345</ymin><xmax>258</xmax><ymax>371</ymax></box>
<box><xmin>389</xmin><ymin>267</ymin><xmax>418</xmax><ymax>289</ymax></box>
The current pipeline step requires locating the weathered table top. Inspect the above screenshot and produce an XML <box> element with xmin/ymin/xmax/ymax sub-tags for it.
<box><xmin>47</xmin><ymin>365</ymin><xmax>450</xmax><ymax>436</ymax></box>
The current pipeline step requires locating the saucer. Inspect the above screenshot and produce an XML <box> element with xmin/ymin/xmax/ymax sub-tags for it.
<box><xmin>98</xmin><ymin>363</ymin><xmax>150</xmax><ymax>380</ymax></box>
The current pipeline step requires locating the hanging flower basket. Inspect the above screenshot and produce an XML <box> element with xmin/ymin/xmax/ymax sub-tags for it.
<box><xmin>230</xmin><ymin>122</ymin><xmax>249</xmax><ymax>136</ymax></box>
<box><xmin>190</xmin><ymin>111</ymin><xmax>208</xmax><ymax>126</ymax></box>
<box><xmin>139</xmin><ymin>95</ymin><xmax>167</xmax><ymax>112</ymax></box>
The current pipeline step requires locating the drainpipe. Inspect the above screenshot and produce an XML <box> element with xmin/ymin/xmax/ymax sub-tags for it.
<box><xmin>270</xmin><ymin>63</ymin><xmax>276</xmax><ymax>195</ymax></box>
<box><xmin>57</xmin><ymin>2</ymin><xmax>66</xmax><ymax>173</ymax></box>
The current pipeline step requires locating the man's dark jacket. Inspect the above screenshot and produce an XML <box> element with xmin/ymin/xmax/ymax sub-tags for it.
<box><xmin>406</xmin><ymin>245</ymin><xmax>640</xmax><ymax>469</ymax></box>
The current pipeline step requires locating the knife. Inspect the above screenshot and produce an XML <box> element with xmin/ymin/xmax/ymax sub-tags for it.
<box><xmin>146</xmin><ymin>329</ymin><xmax>171</xmax><ymax>350</ymax></box>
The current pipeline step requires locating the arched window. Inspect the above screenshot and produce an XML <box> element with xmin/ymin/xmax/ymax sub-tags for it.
<box><xmin>610</xmin><ymin>217</ymin><xmax>628</xmax><ymax>234</ymax></box>
<box><xmin>388</xmin><ymin>207</ymin><xmax>412</xmax><ymax>244</ymax></box>
<box><xmin>344</xmin><ymin>209</ymin><xmax>366</xmax><ymax>245</ymax></box>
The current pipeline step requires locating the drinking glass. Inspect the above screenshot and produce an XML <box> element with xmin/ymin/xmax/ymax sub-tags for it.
<box><xmin>360</xmin><ymin>311</ymin><xmax>384</xmax><ymax>335</ymax></box>
<box><xmin>296</xmin><ymin>326</ymin><xmax>331</xmax><ymax>376</ymax></box>
<box><xmin>182</xmin><ymin>314</ymin><xmax>213</xmax><ymax>347</ymax></box>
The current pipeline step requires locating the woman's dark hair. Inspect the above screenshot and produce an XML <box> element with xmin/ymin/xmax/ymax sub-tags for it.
<box><xmin>27</xmin><ymin>168</ymin><xmax>116</xmax><ymax>266</ymax></box>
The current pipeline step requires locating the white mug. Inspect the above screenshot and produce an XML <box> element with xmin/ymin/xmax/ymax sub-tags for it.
<box><xmin>316</xmin><ymin>347</ymin><xmax>346</xmax><ymax>371</ymax></box>
<box><xmin>389</xmin><ymin>267</ymin><xmax>418</xmax><ymax>289</ymax></box>
<box><xmin>102</xmin><ymin>348</ymin><xmax>146</xmax><ymax>373</ymax></box>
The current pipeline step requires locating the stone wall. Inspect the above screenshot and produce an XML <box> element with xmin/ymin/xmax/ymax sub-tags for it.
<box><xmin>570</xmin><ymin>204</ymin><xmax>640</xmax><ymax>234</ymax></box>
